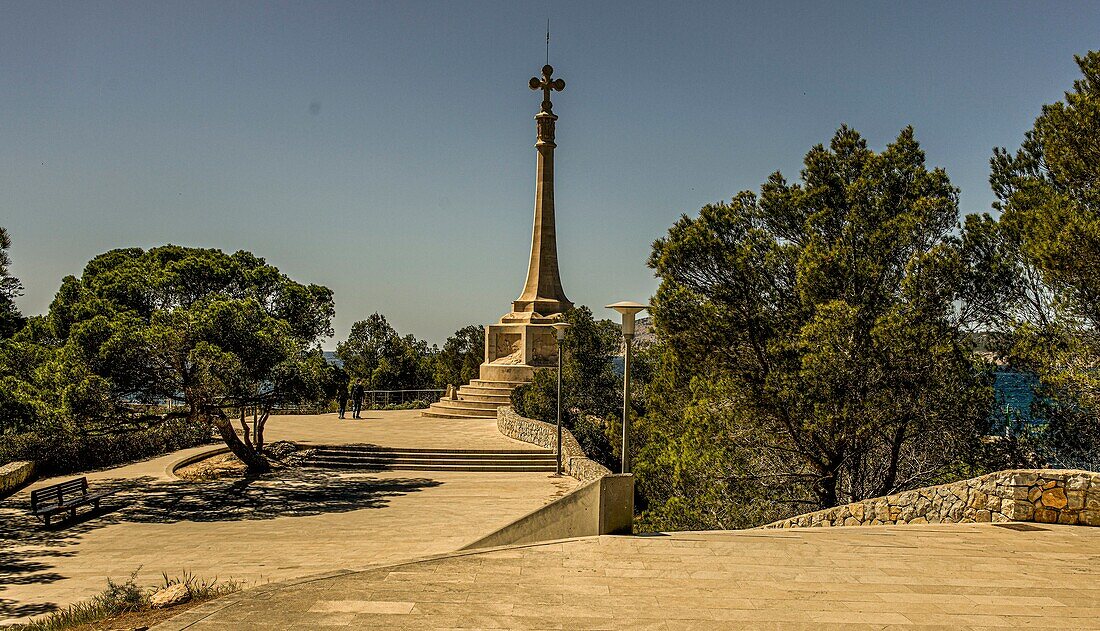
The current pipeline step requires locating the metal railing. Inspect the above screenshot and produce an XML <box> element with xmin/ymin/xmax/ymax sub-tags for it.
<box><xmin>361</xmin><ymin>389</ymin><xmax>445</xmax><ymax>408</ymax></box>
<box><xmin>120</xmin><ymin>391</ymin><xmax>448</xmax><ymax>416</ymax></box>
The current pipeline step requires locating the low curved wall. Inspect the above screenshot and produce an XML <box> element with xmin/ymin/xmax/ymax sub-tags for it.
<box><xmin>766</xmin><ymin>469</ymin><xmax>1100</xmax><ymax>529</ymax></box>
<box><xmin>0</xmin><ymin>460</ymin><xmax>36</xmax><ymax>498</ymax></box>
<box><xmin>166</xmin><ymin>447</ymin><xmax>232</xmax><ymax>479</ymax></box>
<box><xmin>497</xmin><ymin>406</ymin><xmax>612</xmax><ymax>483</ymax></box>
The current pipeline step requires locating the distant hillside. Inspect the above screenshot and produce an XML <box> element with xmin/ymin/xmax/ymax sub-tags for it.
<box><xmin>610</xmin><ymin>317</ymin><xmax>654</xmax><ymax>374</ymax></box>
<box><xmin>635</xmin><ymin>316</ymin><xmax>654</xmax><ymax>345</ymax></box>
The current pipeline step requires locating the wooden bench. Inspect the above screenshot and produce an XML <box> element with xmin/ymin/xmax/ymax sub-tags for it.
<box><xmin>30</xmin><ymin>477</ymin><xmax>114</xmax><ymax>527</ymax></box>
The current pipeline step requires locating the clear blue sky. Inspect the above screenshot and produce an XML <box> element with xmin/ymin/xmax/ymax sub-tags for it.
<box><xmin>3</xmin><ymin>1</ymin><xmax>1098</xmax><ymax>346</ymax></box>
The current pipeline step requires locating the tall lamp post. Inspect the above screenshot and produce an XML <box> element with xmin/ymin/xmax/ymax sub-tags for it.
<box><xmin>551</xmin><ymin>322</ymin><xmax>570</xmax><ymax>476</ymax></box>
<box><xmin>606</xmin><ymin>301</ymin><xmax>647</xmax><ymax>474</ymax></box>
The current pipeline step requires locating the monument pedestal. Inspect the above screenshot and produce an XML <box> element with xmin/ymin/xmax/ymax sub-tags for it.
<box><xmin>481</xmin><ymin>313</ymin><xmax>563</xmax><ymax>383</ymax></box>
<box><xmin>425</xmin><ymin>312</ymin><xmax>564</xmax><ymax>418</ymax></box>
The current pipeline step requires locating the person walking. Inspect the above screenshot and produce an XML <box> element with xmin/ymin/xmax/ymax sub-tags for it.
<box><xmin>351</xmin><ymin>379</ymin><xmax>365</xmax><ymax>419</ymax></box>
<box><xmin>336</xmin><ymin>370</ymin><xmax>349</xmax><ymax>419</ymax></box>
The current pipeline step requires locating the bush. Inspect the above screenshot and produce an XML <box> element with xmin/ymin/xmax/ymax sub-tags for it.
<box><xmin>510</xmin><ymin>307</ymin><xmax>623</xmax><ymax>472</ymax></box>
<box><xmin>513</xmin><ymin>371</ymin><xmax>619</xmax><ymax>472</ymax></box>
<box><xmin>0</xmin><ymin>417</ymin><xmax>213</xmax><ymax>476</ymax></box>
<box><xmin>373</xmin><ymin>399</ymin><xmax>429</xmax><ymax>410</ymax></box>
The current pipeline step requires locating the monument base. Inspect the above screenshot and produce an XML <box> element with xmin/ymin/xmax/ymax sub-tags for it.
<box><xmin>485</xmin><ymin>320</ymin><xmax>559</xmax><ymax>368</ymax></box>
<box><xmin>424</xmin><ymin>318</ymin><xmax>562</xmax><ymax>419</ymax></box>
<box><xmin>479</xmin><ymin>362</ymin><xmax>535</xmax><ymax>383</ymax></box>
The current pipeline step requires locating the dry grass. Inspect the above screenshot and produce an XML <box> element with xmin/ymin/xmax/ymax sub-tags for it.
<box><xmin>24</xmin><ymin>600</ymin><xmax>204</xmax><ymax>631</ymax></box>
<box><xmin>175</xmin><ymin>452</ymin><xmax>247</xmax><ymax>481</ymax></box>
<box><xmin>175</xmin><ymin>441</ymin><xmax>305</xmax><ymax>482</ymax></box>
<box><xmin>13</xmin><ymin>571</ymin><xmax>240</xmax><ymax>631</ymax></box>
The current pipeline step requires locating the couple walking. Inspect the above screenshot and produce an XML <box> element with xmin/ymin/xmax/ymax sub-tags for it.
<box><xmin>338</xmin><ymin>379</ymin><xmax>365</xmax><ymax>419</ymax></box>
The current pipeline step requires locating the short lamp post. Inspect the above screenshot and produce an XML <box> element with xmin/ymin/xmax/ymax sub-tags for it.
<box><xmin>551</xmin><ymin>322</ymin><xmax>570</xmax><ymax>476</ymax></box>
<box><xmin>606</xmin><ymin>301</ymin><xmax>647</xmax><ymax>475</ymax></box>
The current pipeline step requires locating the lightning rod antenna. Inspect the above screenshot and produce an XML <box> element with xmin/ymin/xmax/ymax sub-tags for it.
<box><xmin>546</xmin><ymin>18</ymin><xmax>550</xmax><ymax>65</ymax></box>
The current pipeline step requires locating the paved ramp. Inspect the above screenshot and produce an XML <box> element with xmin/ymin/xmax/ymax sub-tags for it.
<box><xmin>156</xmin><ymin>523</ymin><xmax>1100</xmax><ymax>630</ymax></box>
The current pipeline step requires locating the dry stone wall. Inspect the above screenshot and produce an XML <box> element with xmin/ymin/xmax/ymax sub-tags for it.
<box><xmin>766</xmin><ymin>469</ymin><xmax>1100</xmax><ymax>529</ymax></box>
<box><xmin>497</xmin><ymin>406</ymin><xmax>611</xmax><ymax>484</ymax></box>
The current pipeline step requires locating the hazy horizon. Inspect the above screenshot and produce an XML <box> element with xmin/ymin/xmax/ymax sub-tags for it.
<box><xmin>4</xmin><ymin>1</ymin><xmax>1099</xmax><ymax>346</ymax></box>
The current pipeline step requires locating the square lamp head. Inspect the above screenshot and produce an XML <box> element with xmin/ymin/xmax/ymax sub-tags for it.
<box><xmin>551</xmin><ymin>321</ymin><xmax>570</xmax><ymax>341</ymax></box>
<box><xmin>606</xmin><ymin>301</ymin><xmax>648</xmax><ymax>336</ymax></box>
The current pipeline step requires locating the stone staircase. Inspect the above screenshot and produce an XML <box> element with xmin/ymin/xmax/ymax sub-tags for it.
<box><xmin>302</xmin><ymin>445</ymin><xmax>557</xmax><ymax>472</ymax></box>
<box><xmin>423</xmin><ymin>379</ymin><xmax>525</xmax><ymax>419</ymax></box>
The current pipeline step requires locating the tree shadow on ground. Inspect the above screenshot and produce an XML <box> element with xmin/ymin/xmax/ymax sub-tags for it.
<box><xmin>0</xmin><ymin>549</ymin><xmax>70</xmax><ymax>619</ymax></box>
<box><xmin>0</xmin><ymin>467</ymin><xmax>441</xmax><ymax>621</ymax></box>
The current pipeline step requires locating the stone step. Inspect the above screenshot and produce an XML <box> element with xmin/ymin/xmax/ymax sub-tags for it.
<box><xmin>423</xmin><ymin>408</ymin><xmax>495</xmax><ymax>419</ymax></box>
<box><xmin>455</xmin><ymin>392</ymin><xmax>513</xmax><ymax>404</ymax></box>
<box><xmin>303</xmin><ymin>444</ymin><xmax>557</xmax><ymax>472</ymax></box>
<box><xmin>311</xmin><ymin>446</ymin><xmax>551</xmax><ymax>455</ymax></box>
<box><xmin>303</xmin><ymin>459</ymin><xmax>556</xmax><ymax>472</ymax></box>
<box><xmin>458</xmin><ymin>386</ymin><xmax>516</xmax><ymax>398</ymax></box>
<box><xmin>432</xmin><ymin>398</ymin><xmax>508</xmax><ymax>411</ymax></box>
<box><xmin>305</xmin><ymin>459</ymin><xmax>554</xmax><ymax>470</ymax></box>
<box><xmin>431</xmin><ymin>400</ymin><xmax>500</xmax><ymax>411</ymax></box>
<box><xmin>313</xmin><ymin>450</ymin><xmax>554</xmax><ymax>461</ymax></box>
<box><xmin>469</xmin><ymin>379</ymin><xmax>526</xmax><ymax>389</ymax></box>
<box><xmin>425</xmin><ymin>402</ymin><xmax>498</xmax><ymax>418</ymax></box>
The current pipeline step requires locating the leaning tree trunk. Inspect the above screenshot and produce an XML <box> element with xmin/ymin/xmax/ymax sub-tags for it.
<box><xmin>209</xmin><ymin>408</ymin><xmax>270</xmax><ymax>473</ymax></box>
<box><xmin>254</xmin><ymin>407</ymin><xmax>270</xmax><ymax>456</ymax></box>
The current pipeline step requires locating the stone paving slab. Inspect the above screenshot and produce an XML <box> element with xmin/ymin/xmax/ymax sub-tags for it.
<box><xmin>154</xmin><ymin>524</ymin><xmax>1100</xmax><ymax>630</ymax></box>
<box><xmin>0</xmin><ymin>412</ymin><xmax>576</xmax><ymax>625</ymax></box>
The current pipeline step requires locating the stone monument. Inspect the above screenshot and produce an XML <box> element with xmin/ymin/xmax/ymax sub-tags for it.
<box><xmin>426</xmin><ymin>64</ymin><xmax>573</xmax><ymax>419</ymax></box>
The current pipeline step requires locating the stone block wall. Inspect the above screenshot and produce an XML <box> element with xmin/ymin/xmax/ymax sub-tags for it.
<box><xmin>765</xmin><ymin>469</ymin><xmax>1100</xmax><ymax>529</ymax></box>
<box><xmin>0</xmin><ymin>460</ymin><xmax>36</xmax><ymax>498</ymax></box>
<box><xmin>497</xmin><ymin>406</ymin><xmax>611</xmax><ymax>484</ymax></box>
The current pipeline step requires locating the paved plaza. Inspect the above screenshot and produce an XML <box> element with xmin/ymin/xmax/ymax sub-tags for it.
<box><xmin>7</xmin><ymin>412</ymin><xmax>1100</xmax><ymax>630</ymax></box>
<box><xmin>0</xmin><ymin>412</ymin><xmax>576</xmax><ymax>625</ymax></box>
<box><xmin>158</xmin><ymin>523</ymin><xmax>1100</xmax><ymax>630</ymax></box>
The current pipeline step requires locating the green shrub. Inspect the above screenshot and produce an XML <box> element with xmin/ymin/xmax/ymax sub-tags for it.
<box><xmin>510</xmin><ymin>307</ymin><xmax>622</xmax><ymax>472</ymax></box>
<box><xmin>0</xmin><ymin>418</ymin><xmax>213</xmax><ymax>476</ymax></box>
<box><xmin>368</xmin><ymin>399</ymin><xmax>429</xmax><ymax>410</ymax></box>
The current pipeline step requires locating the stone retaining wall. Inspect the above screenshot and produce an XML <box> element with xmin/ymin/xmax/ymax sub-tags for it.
<box><xmin>766</xmin><ymin>469</ymin><xmax>1100</xmax><ymax>529</ymax></box>
<box><xmin>0</xmin><ymin>460</ymin><xmax>36</xmax><ymax>498</ymax></box>
<box><xmin>497</xmin><ymin>406</ymin><xmax>611</xmax><ymax>484</ymax></box>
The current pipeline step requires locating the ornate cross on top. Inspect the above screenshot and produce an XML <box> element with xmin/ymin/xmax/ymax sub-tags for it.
<box><xmin>529</xmin><ymin>64</ymin><xmax>565</xmax><ymax>114</ymax></box>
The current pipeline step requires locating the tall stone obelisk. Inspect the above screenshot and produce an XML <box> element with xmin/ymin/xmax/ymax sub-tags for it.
<box><xmin>513</xmin><ymin>65</ymin><xmax>573</xmax><ymax>316</ymax></box>
<box><xmin>481</xmin><ymin>64</ymin><xmax>573</xmax><ymax>383</ymax></box>
<box><xmin>425</xmin><ymin>64</ymin><xmax>575</xmax><ymax>416</ymax></box>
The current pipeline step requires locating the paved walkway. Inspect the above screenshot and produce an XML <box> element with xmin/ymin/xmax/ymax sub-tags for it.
<box><xmin>1</xmin><ymin>413</ymin><xmax>576</xmax><ymax>625</ymax></box>
<box><xmin>155</xmin><ymin>523</ymin><xmax>1100</xmax><ymax>630</ymax></box>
